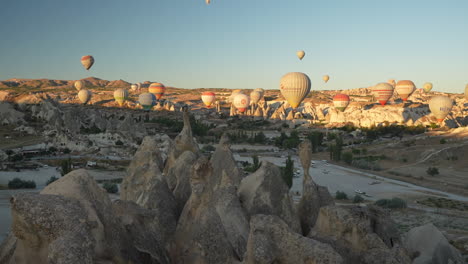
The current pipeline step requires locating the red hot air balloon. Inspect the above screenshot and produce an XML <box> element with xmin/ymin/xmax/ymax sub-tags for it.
<box><xmin>333</xmin><ymin>93</ymin><xmax>350</xmax><ymax>112</ymax></box>
<box><xmin>149</xmin><ymin>83</ymin><xmax>166</xmax><ymax>100</ymax></box>
<box><xmin>81</xmin><ymin>55</ymin><xmax>95</xmax><ymax>70</ymax></box>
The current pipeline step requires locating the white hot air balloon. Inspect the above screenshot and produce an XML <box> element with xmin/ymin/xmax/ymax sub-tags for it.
<box><xmin>429</xmin><ymin>96</ymin><xmax>453</xmax><ymax>123</ymax></box>
<box><xmin>250</xmin><ymin>90</ymin><xmax>262</xmax><ymax>104</ymax></box>
<box><xmin>114</xmin><ymin>89</ymin><xmax>129</xmax><ymax>107</ymax></box>
<box><xmin>74</xmin><ymin>80</ymin><xmax>83</xmax><ymax>91</ymax></box>
<box><xmin>201</xmin><ymin>92</ymin><xmax>216</xmax><ymax>108</ymax></box>
<box><xmin>229</xmin><ymin>89</ymin><xmax>243</xmax><ymax>103</ymax></box>
<box><xmin>233</xmin><ymin>93</ymin><xmax>250</xmax><ymax>113</ymax></box>
<box><xmin>372</xmin><ymin>82</ymin><xmax>394</xmax><ymax>106</ymax></box>
<box><xmin>78</xmin><ymin>89</ymin><xmax>92</xmax><ymax>105</ymax></box>
<box><xmin>296</xmin><ymin>50</ymin><xmax>305</xmax><ymax>60</ymax></box>
<box><xmin>279</xmin><ymin>72</ymin><xmax>311</xmax><ymax>109</ymax></box>
<box><xmin>131</xmin><ymin>84</ymin><xmax>138</xmax><ymax>91</ymax></box>
<box><xmin>254</xmin><ymin>88</ymin><xmax>265</xmax><ymax>99</ymax></box>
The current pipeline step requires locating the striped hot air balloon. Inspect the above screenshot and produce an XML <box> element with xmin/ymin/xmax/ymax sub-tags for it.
<box><xmin>233</xmin><ymin>93</ymin><xmax>250</xmax><ymax>113</ymax></box>
<box><xmin>78</xmin><ymin>89</ymin><xmax>92</xmax><ymax>105</ymax></box>
<box><xmin>250</xmin><ymin>91</ymin><xmax>262</xmax><ymax>104</ymax></box>
<box><xmin>138</xmin><ymin>93</ymin><xmax>156</xmax><ymax>111</ymax></box>
<box><xmin>423</xmin><ymin>82</ymin><xmax>433</xmax><ymax>93</ymax></box>
<box><xmin>372</xmin><ymin>82</ymin><xmax>394</xmax><ymax>106</ymax></box>
<box><xmin>297</xmin><ymin>50</ymin><xmax>305</xmax><ymax>60</ymax></box>
<box><xmin>333</xmin><ymin>93</ymin><xmax>350</xmax><ymax>112</ymax></box>
<box><xmin>74</xmin><ymin>80</ymin><xmax>83</xmax><ymax>91</ymax></box>
<box><xmin>395</xmin><ymin>80</ymin><xmax>416</xmax><ymax>101</ymax></box>
<box><xmin>280</xmin><ymin>72</ymin><xmax>311</xmax><ymax>109</ymax></box>
<box><xmin>81</xmin><ymin>55</ymin><xmax>94</xmax><ymax>70</ymax></box>
<box><xmin>114</xmin><ymin>89</ymin><xmax>129</xmax><ymax>107</ymax></box>
<box><xmin>149</xmin><ymin>83</ymin><xmax>166</xmax><ymax>100</ymax></box>
<box><xmin>429</xmin><ymin>96</ymin><xmax>453</xmax><ymax>123</ymax></box>
<box><xmin>201</xmin><ymin>92</ymin><xmax>216</xmax><ymax>108</ymax></box>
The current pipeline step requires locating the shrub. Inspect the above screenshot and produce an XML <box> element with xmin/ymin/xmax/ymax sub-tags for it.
<box><xmin>202</xmin><ymin>145</ymin><xmax>216</xmax><ymax>152</ymax></box>
<box><xmin>440</xmin><ymin>139</ymin><xmax>447</xmax><ymax>144</ymax></box>
<box><xmin>375</xmin><ymin>198</ymin><xmax>407</xmax><ymax>209</ymax></box>
<box><xmin>353</xmin><ymin>194</ymin><xmax>364</xmax><ymax>203</ymax></box>
<box><xmin>61</xmin><ymin>158</ymin><xmax>72</xmax><ymax>176</ymax></box>
<box><xmin>426</xmin><ymin>167</ymin><xmax>439</xmax><ymax>176</ymax></box>
<box><xmin>352</xmin><ymin>148</ymin><xmax>361</xmax><ymax>155</ymax></box>
<box><xmin>8</xmin><ymin>178</ymin><xmax>36</xmax><ymax>189</ymax></box>
<box><xmin>115</xmin><ymin>140</ymin><xmax>124</xmax><ymax>146</ymax></box>
<box><xmin>335</xmin><ymin>191</ymin><xmax>348</xmax><ymax>200</ymax></box>
<box><xmin>341</xmin><ymin>152</ymin><xmax>353</xmax><ymax>165</ymax></box>
<box><xmin>63</xmin><ymin>148</ymin><xmax>71</xmax><ymax>154</ymax></box>
<box><xmin>245</xmin><ymin>155</ymin><xmax>261</xmax><ymax>173</ymax></box>
<box><xmin>280</xmin><ymin>156</ymin><xmax>294</xmax><ymax>189</ymax></box>
<box><xmin>103</xmin><ymin>182</ymin><xmax>118</xmax><ymax>194</ymax></box>
<box><xmin>46</xmin><ymin>176</ymin><xmax>59</xmax><ymax>186</ymax></box>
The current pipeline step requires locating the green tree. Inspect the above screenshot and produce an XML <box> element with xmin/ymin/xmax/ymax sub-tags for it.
<box><xmin>307</xmin><ymin>131</ymin><xmax>324</xmax><ymax>153</ymax></box>
<box><xmin>342</xmin><ymin>152</ymin><xmax>353</xmax><ymax>165</ymax></box>
<box><xmin>426</xmin><ymin>167</ymin><xmax>439</xmax><ymax>176</ymax></box>
<box><xmin>61</xmin><ymin>158</ymin><xmax>72</xmax><ymax>176</ymax></box>
<box><xmin>281</xmin><ymin>156</ymin><xmax>294</xmax><ymax>189</ymax></box>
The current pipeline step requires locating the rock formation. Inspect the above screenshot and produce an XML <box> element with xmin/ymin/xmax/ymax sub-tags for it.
<box><xmin>244</xmin><ymin>214</ymin><xmax>343</xmax><ymax>264</ymax></box>
<box><xmin>310</xmin><ymin>205</ymin><xmax>411</xmax><ymax>264</ymax></box>
<box><xmin>403</xmin><ymin>223</ymin><xmax>464</xmax><ymax>264</ymax></box>
<box><xmin>210</xmin><ymin>134</ymin><xmax>243</xmax><ymax>187</ymax></box>
<box><xmin>238</xmin><ymin>161</ymin><xmax>301</xmax><ymax>233</ymax></box>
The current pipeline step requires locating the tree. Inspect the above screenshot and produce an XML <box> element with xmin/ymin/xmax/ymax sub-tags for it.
<box><xmin>281</xmin><ymin>156</ymin><xmax>294</xmax><ymax>189</ymax></box>
<box><xmin>307</xmin><ymin>131</ymin><xmax>324</xmax><ymax>153</ymax></box>
<box><xmin>342</xmin><ymin>152</ymin><xmax>353</xmax><ymax>165</ymax></box>
<box><xmin>61</xmin><ymin>158</ymin><xmax>72</xmax><ymax>176</ymax></box>
<box><xmin>426</xmin><ymin>167</ymin><xmax>439</xmax><ymax>176</ymax></box>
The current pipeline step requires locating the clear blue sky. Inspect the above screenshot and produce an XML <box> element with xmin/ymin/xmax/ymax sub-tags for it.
<box><xmin>1</xmin><ymin>0</ymin><xmax>467</xmax><ymax>93</ymax></box>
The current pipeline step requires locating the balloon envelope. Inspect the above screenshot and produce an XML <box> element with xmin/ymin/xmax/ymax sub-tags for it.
<box><xmin>149</xmin><ymin>83</ymin><xmax>166</xmax><ymax>100</ymax></box>
<box><xmin>253</xmin><ymin>88</ymin><xmax>265</xmax><ymax>99</ymax></box>
<box><xmin>372</xmin><ymin>82</ymin><xmax>394</xmax><ymax>106</ymax></box>
<box><xmin>250</xmin><ymin>91</ymin><xmax>262</xmax><ymax>104</ymax></box>
<box><xmin>333</xmin><ymin>93</ymin><xmax>350</xmax><ymax>112</ymax></box>
<box><xmin>296</xmin><ymin>50</ymin><xmax>305</xmax><ymax>60</ymax></box>
<box><xmin>229</xmin><ymin>89</ymin><xmax>243</xmax><ymax>103</ymax></box>
<box><xmin>131</xmin><ymin>84</ymin><xmax>138</xmax><ymax>91</ymax></box>
<box><xmin>429</xmin><ymin>96</ymin><xmax>453</xmax><ymax>122</ymax></box>
<box><xmin>81</xmin><ymin>55</ymin><xmax>94</xmax><ymax>70</ymax></box>
<box><xmin>201</xmin><ymin>92</ymin><xmax>216</xmax><ymax>108</ymax></box>
<box><xmin>280</xmin><ymin>72</ymin><xmax>311</xmax><ymax>109</ymax></box>
<box><xmin>74</xmin><ymin>80</ymin><xmax>83</xmax><ymax>91</ymax></box>
<box><xmin>114</xmin><ymin>89</ymin><xmax>129</xmax><ymax>107</ymax></box>
<box><xmin>233</xmin><ymin>93</ymin><xmax>250</xmax><ymax>113</ymax></box>
<box><xmin>206</xmin><ymin>0</ymin><xmax>210</xmax><ymax>4</ymax></box>
<box><xmin>78</xmin><ymin>89</ymin><xmax>92</xmax><ymax>104</ymax></box>
<box><xmin>395</xmin><ymin>80</ymin><xmax>415</xmax><ymax>101</ymax></box>
<box><xmin>139</xmin><ymin>93</ymin><xmax>156</xmax><ymax>110</ymax></box>
<box><xmin>323</xmin><ymin>75</ymin><xmax>330</xmax><ymax>83</ymax></box>
<box><xmin>423</xmin><ymin>82</ymin><xmax>433</xmax><ymax>93</ymax></box>
<box><xmin>387</xmin><ymin>79</ymin><xmax>396</xmax><ymax>87</ymax></box>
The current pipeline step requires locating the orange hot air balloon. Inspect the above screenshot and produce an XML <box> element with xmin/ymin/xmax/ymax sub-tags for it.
<box><xmin>333</xmin><ymin>93</ymin><xmax>350</xmax><ymax>112</ymax></box>
<box><xmin>372</xmin><ymin>82</ymin><xmax>394</xmax><ymax>106</ymax></box>
<box><xmin>149</xmin><ymin>82</ymin><xmax>166</xmax><ymax>100</ymax></box>
<box><xmin>201</xmin><ymin>92</ymin><xmax>216</xmax><ymax>108</ymax></box>
<box><xmin>81</xmin><ymin>55</ymin><xmax>95</xmax><ymax>70</ymax></box>
<box><xmin>395</xmin><ymin>80</ymin><xmax>415</xmax><ymax>101</ymax></box>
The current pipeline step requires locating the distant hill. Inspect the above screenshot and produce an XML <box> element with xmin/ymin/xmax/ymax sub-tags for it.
<box><xmin>0</xmin><ymin>77</ymin><xmax>132</xmax><ymax>89</ymax></box>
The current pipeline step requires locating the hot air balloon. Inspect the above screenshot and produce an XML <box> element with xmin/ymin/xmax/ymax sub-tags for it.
<box><xmin>297</xmin><ymin>50</ymin><xmax>305</xmax><ymax>60</ymax></box>
<box><xmin>229</xmin><ymin>89</ymin><xmax>243</xmax><ymax>103</ymax></box>
<box><xmin>372</xmin><ymin>82</ymin><xmax>394</xmax><ymax>106</ymax></box>
<box><xmin>395</xmin><ymin>80</ymin><xmax>415</xmax><ymax>101</ymax></box>
<box><xmin>131</xmin><ymin>84</ymin><xmax>138</xmax><ymax>91</ymax></box>
<box><xmin>429</xmin><ymin>96</ymin><xmax>453</xmax><ymax>123</ymax></box>
<box><xmin>74</xmin><ymin>80</ymin><xmax>83</xmax><ymax>91</ymax></box>
<box><xmin>333</xmin><ymin>94</ymin><xmax>350</xmax><ymax>112</ymax></box>
<box><xmin>423</xmin><ymin>82</ymin><xmax>433</xmax><ymax>93</ymax></box>
<box><xmin>149</xmin><ymin>83</ymin><xmax>166</xmax><ymax>100</ymax></box>
<box><xmin>465</xmin><ymin>84</ymin><xmax>468</xmax><ymax>100</ymax></box>
<box><xmin>250</xmin><ymin>91</ymin><xmax>262</xmax><ymax>104</ymax></box>
<box><xmin>138</xmin><ymin>93</ymin><xmax>156</xmax><ymax>111</ymax></box>
<box><xmin>323</xmin><ymin>75</ymin><xmax>330</xmax><ymax>83</ymax></box>
<box><xmin>387</xmin><ymin>79</ymin><xmax>396</xmax><ymax>87</ymax></box>
<box><xmin>254</xmin><ymin>88</ymin><xmax>265</xmax><ymax>98</ymax></box>
<box><xmin>81</xmin><ymin>55</ymin><xmax>94</xmax><ymax>70</ymax></box>
<box><xmin>206</xmin><ymin>0</ymin><xmax>210</xmax><ymax>4</ymax></box>
<box><xmin>114</xmin><ymin>89</ymin><xmax>129</xmax><ymax>107</ymax></box>
<box><xmin>279</xmin><ymin>72</ymin><xmax>311</xmax><ymax>109</ymax></box>
<box><xmin>233</xmin><ymin>93</ymin><xmax>250</xmax><ymax>113</ymax></box>
<box><xmin>201</xmin><ymin>92</ymin><xmax>216</xmax><ymax>108</ymax></box>
<box><xmin>78</xmin><ymin>89</ymin><xmax>92</xmax><ymax>105</ymax></box>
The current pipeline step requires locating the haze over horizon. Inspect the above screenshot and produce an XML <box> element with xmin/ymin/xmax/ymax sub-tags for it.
<box><xmin>1</xmin><ymin>0</ymin><xmax>467</xmax><ymax>93</ymax></box>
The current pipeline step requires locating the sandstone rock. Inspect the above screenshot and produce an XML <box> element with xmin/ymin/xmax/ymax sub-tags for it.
<box><xmin>403</xmin><ymin>223</ymin><xmax>464</xmax><ymax>264</ymax></box>
<box><xmin>310</xmin><ymin>205</ymin><xmax>411</xmax><ymax>264</ymax></box>
<box><xmin>210</xmin><ymin>134</ymin><xmax>243</xmax><ymax>187</ymax></box>
<box><xmin>238</xmin><ymin>161</ymin><xmax>301</xmax><ymax>233</ymax></box>
<box><xmin>0</xmin><ymin>233</ymin><xmax>17</xmax><ymax>264</ymax></box>
<box><xmin>286</xmin><ymin>110</ymin><xmax>294</xmax><ymax>120</ymax></box>
<box><xmin>244</xmin><ymin>214</ymin><xmax>343</xmax><ymax>264</ymax></box>
<box><xmin>171</xmin><ymin>157</ymin><xmax>249</xmax><ymax>263</ymax></box>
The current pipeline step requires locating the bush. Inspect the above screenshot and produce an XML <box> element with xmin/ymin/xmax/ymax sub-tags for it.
<box><xmin>426</xmin><ymin>167</ymin><xmax>439</xmax><ymax>176</ymax></box>
<box><xmin>8</xmin><ymin>178</ymin><xmax>36</xmax><ymax>189</ymax></box>
<box><xmin>245</xmin><ymin>155</ymin><xmax>261</xmax><ymax>173</ymax></box>
<box><xmin>375</xmin><ymin>198</ymin><xmax>407</xmax><ymax>209</ymax></box>
<box><xmin>115</xmin><ymin>140</ymin><xmax>124</xmax><ymax>146</ymax></box>
<box><xmin>280</xmin><ymin>156</ymin><xmax>294</xmax><ymax>189</ymax></box>
<box><xmin>103</xmin><ymin>182</ymin><xmax>118</xmax><ymax>194</ymax></box>
<box><xmin>61</xmin><ymin>158</ymin><xmax>72</xmax><ymax>176</ymax></box>
<box><xmin>335</xmin><ymin>191</ymin><xmax>348</xmax><ymax>200</ymax></box>
<box><xmin>202</xmin><ymin>145</ymin><xmax>216</xmax><ymax>152</ymax></box>
<box><xmin>46</xmin><ymin>176</ymin><xmax>59</xmax><ymax>186</ymax></box>
<box><xmin>353</xmin><ymin>194</ymin><xmax>364</xmax><ymax>203</ymax></box>
<box><xmin>440</xmin><ymin>138</ymin><xmax>447</xmax><ymax>144</ymax></box>
<box><xmin>351</xmin><ymin>159</ymin><xmax>381</xmax><ymax>171</ymax></box>
<box><xmin>342</xmin><ymin>152</ymin><xmax>353</xmax><ymax>165</ymax></box>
